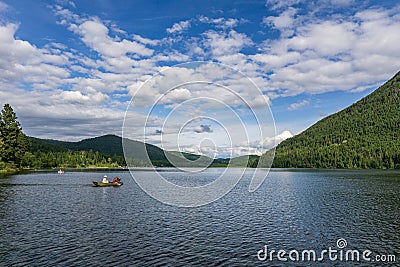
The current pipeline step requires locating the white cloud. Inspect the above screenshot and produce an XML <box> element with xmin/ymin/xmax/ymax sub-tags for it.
<box><xmin>275</xmin><ymin>130</ymin><xmax>293</xmax><ymax>143</ymax></box>
<box><xmin>265</xmin><ymin>0</ymin><xmax>353</xmax><ymax>11</ymax></box>
<box><xmin>286</xmin><ymin>21</ymin><xmax>356</xmax><ymax>56</ymax></box>
<box><xmin>0</xmin><ymin>8</ymin><xmax>162</xmax><ymax>141</ymax></box>
<box><xmin>263</xmin><ymin>7</ymin><xmax>297</xmax><ymax>34</ymax></box>
<box><xmin>288</xmin><ymin>99</ymin><xmax>309</xmax><ymax>110</ymax></box>
<box><xmin>0</xmin><ymin>23</ymin><xmax>70</xmax><ymax>87</ymax></box>
<box><xmin>203</xmin><ymin>30</ymin><xmax>253</xmax><ymax>57</ymax></box>
<box><xmin>0</xmin><ymin>87</ymin><xmax>124</xmax><ymax>141</ymax></box>
<box><xmin>262</xmin><ymin>130</ymin><xmax>293</xmax><ymax>150</ymax></box>
<box><xmin>132</xmin><ymin>34</ymin><xmax>159</xmax><ymax>46</ymax></box>
<box><xmin>265</xmin><ymin>0</ymin><xmax>301</xmax><ymax>10</ymax></box>
<box><xmin>166</xmin><ymin>20</ymin><xmax>191</xmax><ymax>34</ymax></box>
<box><xmin>323</xmin><ymin>0</ymin><xmax>354</xmax><ymax>6</ymax></box>
<box><xmin>58</xmin><ymin>89</ymin><xmax>108</xmax><ymax>104</ymax></box>
<box><xmin>77</xmin><ymin>20</ymin><xmax>154</xmax><ymax>58</ymax></box>
<box><xmin>162</xmin><ymin>88</ymin><xmax>192</xmax><ymax>103</ymax></box>
<box><xmin>254</xmin><ymin>7</ymin><xmax>400</xmax><ymax>96</ymax></box>
<box><xmin>59</xmin><ymin>91</ymin><xmax>91</xmax><ymax>103</ymax></box>
<box><xmin>213</xmin><ymin>130</ymin><xmax>293</xmax><ymax>157</ymax></box>
<box><xmin>198</xmin><ymin>16</ymin><xmax>246</xmax><ymax>29</ymax></box>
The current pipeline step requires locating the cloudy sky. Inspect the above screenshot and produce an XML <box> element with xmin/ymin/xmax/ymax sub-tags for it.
<box><xmin>0</xmin><ymin>0</ymin><xmax>399</xmax><ymax>157</ymax></box>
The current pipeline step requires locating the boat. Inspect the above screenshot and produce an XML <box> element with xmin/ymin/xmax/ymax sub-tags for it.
<box><xmin>92</xmin><ymin>181</ymin><xmax>123</xmax><ymax>187</ymax></box>
<box><xmin>57</xmin><ymin>169</ymin><xmax>64</xmax><ymax>174</ymax></box>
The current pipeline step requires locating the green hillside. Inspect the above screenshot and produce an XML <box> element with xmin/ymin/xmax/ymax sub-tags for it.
<box><xmin>30</xmin><ymin>134</ymin><xmax>146</xmax><ymax>157</ymax></box>
<box><xmin>29</xmin><ymin>135</ymin><xmax>173</xmax><ymax>167</ymax></box>
<box><xmin>28</xmin><ymin>135</ymin><xmax>224</xmax><ymax>168</ymax></box>
<box><xmin>26</xmin><ymin>136</ymin><xmax>126</xmax><ymax>169</ymax></box>
<box><xmin>271</xmin><ymin>71</ymin><xmax>400</xmax><ymax>169</ymax></box>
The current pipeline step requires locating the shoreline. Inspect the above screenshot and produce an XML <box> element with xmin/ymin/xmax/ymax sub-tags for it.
<box><xmin>20</xmin><ymin>167</ymin><xmax>400</xmax><ymax>173</ymax></box>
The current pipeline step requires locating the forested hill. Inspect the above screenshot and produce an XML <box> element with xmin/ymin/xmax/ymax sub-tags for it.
<box><xmin>271</xmin><ymin>71</ymin><xmax>400</xmax><ymax>169</ymax></box>
<box><xmin>30</xmin><ymin>134</ymin><xmax>142</xmax><ymax>157</ymax></box>
<box><xmin>28</xmin><ymin>134</ymin><xmax>171</xmax><ymax>167</ymax></box>
<box><xmin>28</xmin><ymin>135</ymin><xmax>223</xmax><ymax>168</ymax></box>
<box><xmin>28</xmin><ymin>135</ymin><xmax>255</xmax><ymax>168</ymax></box>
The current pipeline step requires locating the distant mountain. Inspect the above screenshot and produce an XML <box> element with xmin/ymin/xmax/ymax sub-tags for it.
<box><xmin>268</xmin><ymin>71</ymin><xmax>400</xmax><ymax>169</ymax></box>
<box><xmin>30</xmin><ymin>134</ymin><xmax>125</xmax><ymax>155</ymax></box>
<box><xmin>29</xmin><ymin>134</ymin><xmax>235</xmax><ymax>167</ymax></box>
<box><xmin>29</xmin><ymin>134</ymin><xmax>178</xmax><ymax>167</ymax></box>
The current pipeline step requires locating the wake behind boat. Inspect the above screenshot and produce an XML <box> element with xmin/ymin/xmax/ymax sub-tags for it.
<box><xmin>93</xmin><ymin>175</ymin><xmax>123</xmax><ymax>187</ymax></box>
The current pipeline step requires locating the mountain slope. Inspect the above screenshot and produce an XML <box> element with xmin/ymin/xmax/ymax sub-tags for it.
<box><xmin>29</xmin><ymin>135</ymin><xmax>179</xmax><ymax>166</ymax></box>
<box><xmin>30</xmin><ymin>134</ymin><xmax>122</xmax><ymax>155</ymax></box>
<box><xmin>29</xmin><ymin>134</ymin><xmax>221</xmax><ymax>167</ymax></box>
<box><xmin>271</xmin><ymin>71</ymin><xmax>400</xmax><ymax>169</ymax></box>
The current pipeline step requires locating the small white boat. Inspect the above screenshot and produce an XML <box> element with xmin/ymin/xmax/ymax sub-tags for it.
<box><xmin>57</xmin><ymin>169</ymin><xmax>64</xmax><ymax>174</ymax></box>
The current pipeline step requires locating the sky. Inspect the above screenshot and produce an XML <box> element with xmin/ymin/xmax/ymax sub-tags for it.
<box><xmin>0</xmin><ymin>0</ymin><xmax>399</xmax><ymax>158</ymax></box>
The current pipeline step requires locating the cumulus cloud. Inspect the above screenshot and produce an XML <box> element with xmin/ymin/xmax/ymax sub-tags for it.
<box><xmin>0</xmin><ymin>5</ymin><xmax>164</xmax><ymax>140</ymax></box>
<box><xmin>132</xmin><ymin>34</ymin><xmax>159</xmax><ymax>46</ymax></box>
<box><xmin>214</xmin><ymin>130</ymin><xmax>293</xmax><ymax>157</ymax></box>
<box><xmin>265</xmin><ymin>0</ymin><xmax>301</xmax><ymax>10</ymax></box>
<box><xmin>256</xmin><ymin>7</ymin><xmax>400</xmax><ymax>96</ymax></box>
<box><xmin>275</xmin><ymin>130</ymin><xmax>293</xmax><ymax>143</ymax></box>
<box><xmin>0</xmin><ymin>87</ymin><xmax>126</xmax><ymax>141</ymax></box>
<box><xmin>52</xmin><ymin>4</ymin><xmax>160</xmax><ymax>79</ymax></box>
<box><xmin>263</xmin><ymin>7</ymin><xmax>297</xmax><ymax>34</ymax></box>
<box><xmin>76</xmin><ymin>20</ymin><xmax>154</xmax><ymax>58</ymax></box>
<box><xmin>0</xmin><ymin>23</ymin><xmax>70</xmax><ymax>88</ymax></box>
<box><xmin>203</xmin><ymin>29</ymin><xmax>253</xmax><ymax>57</ymax></box>
<box><xmin>261</xmin><ymin>130</ymin><xmax>293</xmax><ymax>150</ymax></box>
<box><xmin>288</xmin><ymin>99</ymin><xmax>309</xmax><ymax>110</ymax></box>
<box><xmin>166</xmin><ymin>20</ymin><xmax>191</xmax><ymax>34</ymax></box>
<box><xmin>58</xmin><ymin>89</ymin><xmax>109</xmax><ymax>104</ymax></box>
<box><xmin>198</xmin><ymin>16</ymin><xmax>246</xmax><ymax>29</ymax></box>
<box><xmin>162</xmin><ymin>88</ymin><xmax>192</xmax><ymax>103</ymax></box>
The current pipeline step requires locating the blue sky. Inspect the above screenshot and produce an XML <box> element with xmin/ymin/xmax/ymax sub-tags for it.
<box><xmin>0</xmin><ymin>0</ymin><xmax>399</xmax><ymax>157</ymax></box>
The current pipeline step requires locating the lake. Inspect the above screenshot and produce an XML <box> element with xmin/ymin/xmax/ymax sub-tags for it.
<box><xmin>0</xmin><ymin>169</ymin><xmax>399</xmax><ymax>266</ymax></box>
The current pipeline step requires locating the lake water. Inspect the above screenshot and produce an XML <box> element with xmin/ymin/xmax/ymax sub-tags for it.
<box><xmin>0</xmin><ymin>169</ymin><xmax>399</xmax><ymax>266</ymax></box>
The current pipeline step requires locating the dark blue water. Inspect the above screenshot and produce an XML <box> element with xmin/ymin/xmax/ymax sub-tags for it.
<box><xmin>0</xmin><ymin>169</ymin><xmax>399</xmax><ymax>266</ymax></box>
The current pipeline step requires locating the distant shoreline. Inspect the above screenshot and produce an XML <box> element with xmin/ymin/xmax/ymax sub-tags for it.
<box><xmin>19</xmin><ymin>167</ymin><xmax>400</xmax><ymax>173</ymax></box>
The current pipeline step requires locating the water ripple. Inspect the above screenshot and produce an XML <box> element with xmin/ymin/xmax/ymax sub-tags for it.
<box><xmin>0</xmin><ymin>170</ymin><xmax>399</xmax><ymax>266</ymax></box>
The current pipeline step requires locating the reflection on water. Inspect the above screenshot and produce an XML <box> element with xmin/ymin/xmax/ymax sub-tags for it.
<box><xmin>0</xmin><ymin>169</ymin><xmax>399</xmax><ymax>266</ymax></box>
<box><xmin>0</xmin><ymin>184</ymin><xmax>11</xmax><ymax>219</ymax></box>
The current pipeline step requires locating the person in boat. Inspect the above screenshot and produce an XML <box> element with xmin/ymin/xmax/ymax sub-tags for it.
<box><xmin>112</xmin><ymin>177</ymin><xmax>121</xmax><ymax>183</ymax></box>
<box><xmin>102</xmin><ymin>175</ymin><xmax>109</xmax><ymax>183</ymax></box>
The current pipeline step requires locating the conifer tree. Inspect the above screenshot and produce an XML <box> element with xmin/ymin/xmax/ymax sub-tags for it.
<box><xmin>0</xmin><ymin>104</ymin><xmax>29</xmax><ymax>166</ymax></box>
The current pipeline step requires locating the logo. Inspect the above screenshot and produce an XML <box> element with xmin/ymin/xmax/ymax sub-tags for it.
<box><xmin>257</xmin><ymin>238</ymin><xmax>397</xmax><ymax>263</ymax></box>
